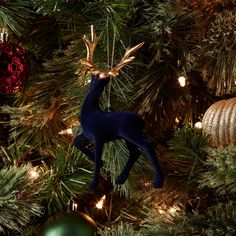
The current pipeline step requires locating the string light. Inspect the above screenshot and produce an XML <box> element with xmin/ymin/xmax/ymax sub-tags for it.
<box><xmin>194</xmin><ymin>121</ymin><xmax>202</xmax><ymax>129</ymax></box>
<box><xmin>143</xmin><ymin>181</ymin><xmax>151</xmax><ymax>187</ymax></box>
<box><xmin>158</xmin><ymin>209</ymin><xmax>165</xmax><ymax>214</ymax></box>
<box><xmin>0</xmin><ymin>28</ymin><xmax>8</xmax><ymax>42</ymax></box>
<box><xmin>175</xmin><ymin>117</ymin><xmax>180</xmax><ymax>123</ymax></box>
<box><xmin>72</xmin><ymin>202</ymin><xmax>78</xmax><ymax>211</ymax></box>
<box><xmin>29</xmin><ymin>168</ymin><xmax>40</xmax><ymax>179</ymax></box>
<box><xmin>169</xmin><ymin>206</ymin><xmax>178</xmax><ymax>215</ymax></box>
<box><xmin>59</xmin><ymin>128</ymin><xmax>73</xmax><ymax>135</ymax></box>
<box><xmin>155</xmin><ymin>204</ymin><xmax>181</xmax><ymax>219</ymax></box>
<box><xmin>178</xmin><ymin>76</ymin><xmax>186</xmax><ymax>87</ymax></box>
<box><xmin>96</xmin><ymin>195</ymin><xmax>106</xmax><ymax>209</ymax></box>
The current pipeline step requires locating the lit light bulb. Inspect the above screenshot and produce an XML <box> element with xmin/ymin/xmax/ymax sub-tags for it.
<box><xmin>72</xmin><ymin>202</ymin><xmax>78</xmax><ymax>211</ymax></box>
<box><xmin>194</xmin><ymin>121</ymin><xmax>202</xmax><ymax>129</ymax></box>
<box><xmin>158</xmin><ymin>209</ymin><xmax>165</xmax><ymax>214</ymax></box>
<box><xmin>169</xmin><ymin>206</ymin><xmax>177</xmax><ymax>215</ymax></box>
<box><xmin>143</xmin><ymin>181</ymin><xmax>151</xmax><ymax>186</ymax></box>
<box><xmin>96</xmin><ymin>195</ymin><xmax>106</xmax><ymax>209</ymax></box>
<box><xmin>58</xmin><ymin>128</ymin><xmax>73</xmax><ymax>135</ymax></box>
<box><xmin>178</xmin><ymin>76</ymin><xmax>186</xmax><ymax>87</ymax></box>
<box><xmin>175</xmin><ymin>117</ymin><xmax>180</xmax><ymax>123</ymax></box>
<box><xmin>0</xmin><ymin>28</ymin><xmax>8</xmax><ymax>42</ymax></box>
<box><xmin>29</xmin><ymin>169</ymin><xmax>40</xmax><ymax>179</ymax></box>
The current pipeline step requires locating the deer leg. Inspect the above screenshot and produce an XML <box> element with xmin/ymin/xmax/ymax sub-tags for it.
<box><xmin>73</xmin><ymin>133</ymin><xmax>95</xmax><ymax>162</ymax></box>
<box><xmin>115</xmin><ymin>141</ymin><xmax>141</xmax><ymax>185</ymax></box>
<box><xmin>123</xmin><ymin>134</ymin><xmax>164</xmax><ymax>188</ymax></box>
<box><xmin>89</xmin><ymin>138</ymin><xmax>104</xmax><ymax>191</ymax></box>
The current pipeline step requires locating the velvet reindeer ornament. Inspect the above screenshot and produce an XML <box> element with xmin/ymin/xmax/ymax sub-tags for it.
<box><xmin>74</xmin><ymin>26</ymin><xmax>164</xmax><ymax>191</ymax></box>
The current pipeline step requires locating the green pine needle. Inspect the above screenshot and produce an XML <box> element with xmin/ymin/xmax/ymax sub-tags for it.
<box><xmin>44</xmin><ymin>146</ymin><xmax>92</xmax><ymax>215</ymax></box>
<box><xmin>199</xmin><ymin>145</ymin><xmax>236</xmax><ymax>195</ymax></box>
<box><xmin>0</xmin><ymin>0</ymin><xmax>33</xmax><ymax>36</ymax></box>
<box><xmin>0</xmin><ymin>165</ymin><xmax>43</xmax><ymax>232</ymax></box>
<box><xmin>103</xmin><ymin>140</ymin><xmax>144</xmax><ymax>197</ymax></box>
<box><xmin>166</xmin><ymin>126</ymin><xmax>209</xmax><ymax>179</ymax></box>
<box><xmin>99</xmin><ymin>221</ymin><xmax>141</xmax><ymax>236</ymax></box>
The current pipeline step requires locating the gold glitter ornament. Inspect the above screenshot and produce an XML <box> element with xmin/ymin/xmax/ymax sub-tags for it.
<box><xmin>202</xmin><ymin>97</ymin><xmax>236</xmax><ymax>147</ymax></box>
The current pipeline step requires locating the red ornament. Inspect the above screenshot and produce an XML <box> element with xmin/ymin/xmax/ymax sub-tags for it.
<box><xmin>0</xmin><ymin>42</ymin><xmax>30</xmax><ymax>94</ymax></box>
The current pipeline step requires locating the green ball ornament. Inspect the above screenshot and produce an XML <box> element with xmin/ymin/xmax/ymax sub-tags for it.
<box><xmin>40</xmin><ymin>212</ymin><xmax>97</xmax><ymax>236</ymax></box>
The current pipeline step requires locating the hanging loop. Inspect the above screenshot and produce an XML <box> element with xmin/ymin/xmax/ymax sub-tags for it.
<box><xmin>106</xmin><ymin>21</ymin><xmax>116</xmax><ymax>112</ymax></box>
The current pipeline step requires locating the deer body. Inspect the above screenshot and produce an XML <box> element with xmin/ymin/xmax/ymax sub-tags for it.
<box><xmin>74</xmin><ymin>75</ymin><xmax>164</xmax><ymax>190</ymax></box>
<box><xmin>80</xmin><ymin>76</ymin><xmax>143</xmax><ymax>142</ymax></box>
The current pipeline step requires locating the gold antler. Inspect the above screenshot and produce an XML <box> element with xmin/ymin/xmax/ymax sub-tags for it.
<box><xmin>79</xmin><ymin>25</ymin><xmax>144</xmax><ymax>79</ymax></box>
<box><xmin>79</xmin><ymin>25</ymin><xmax>99</xmax><ymax>73</ymax></box>
<box><xmin>113</xmin><ymin>42</ymin><xmax>144</xmax><ymax>72</ymax></box>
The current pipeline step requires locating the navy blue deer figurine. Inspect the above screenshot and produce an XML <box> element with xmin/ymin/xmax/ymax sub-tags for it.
<box><xmin>74</xmin><ymin>26</ymin><xmax>164</xmax><ymax>191</ymax></box>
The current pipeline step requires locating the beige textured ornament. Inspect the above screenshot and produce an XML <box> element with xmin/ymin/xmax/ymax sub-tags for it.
<box><xmin>202</xmin><ymin>97</ymin><xmax>236</xmax><ymax>147</ymax></box>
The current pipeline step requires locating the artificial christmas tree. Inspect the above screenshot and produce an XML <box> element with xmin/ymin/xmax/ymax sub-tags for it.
<box><xmin>0</xmin><ymin>1</ymin><xmax>235</xmax><ymax>235</ymax></box>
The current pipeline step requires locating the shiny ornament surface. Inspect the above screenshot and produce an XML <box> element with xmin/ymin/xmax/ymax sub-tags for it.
<box><xmin>40</xmin><ymin>212</ymin><xmax>97</xmax><ymax>236</ymax></box>
<box><xmin>202</xmin><ymin>97</ymin><xmax>236</xmax><ymax>147</ymax></box>
<box><xmin>0</xmin><ymin>42</ymin><xmax>30</xmax><ymax>94</ymax></box>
